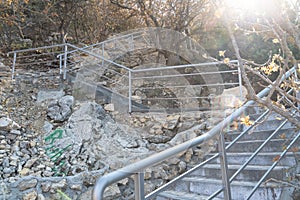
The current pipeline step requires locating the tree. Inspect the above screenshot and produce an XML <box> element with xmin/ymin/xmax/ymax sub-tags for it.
<box><xmin>0</xmin><ymin>0</ymin><xmax>138</xmax><ymax>51</ymax></box>
<box><xmin>213</xmin><ymin>0</ymin><xmax>300</xmax><ymax>128</ymax></box>
<box><xmin>110</xmin><ymin>0</ymin><xmax>212</xmax><ymax>65</ymax></box>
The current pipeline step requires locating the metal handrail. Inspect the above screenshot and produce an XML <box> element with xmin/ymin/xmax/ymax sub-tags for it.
<box><xmin>208</xmin><ymin>109</ymin><xmax>297</xmax><ymax>199</ymax></box>
<box><xmin>8</xmin><ymin>43</ymin><xmax>68</xmax><ymax>79</ymax></box>
<box><xmin>144</xmin><ymin>108</ymin><xmax>271</xmax><ymax>199</ymax></box>
<box><xmin>246</xmin><ymin>130</ymin><xmax>300</xmax><ymax>199</ymax></box>
<box><xmin>92</xmin><ymin>67</ymin><xmax>296</xmax><ymax>199</ymax></box>
<box><xmin>56</xmin><ymin>30</ymin><xmax>145</xmax><ymax>58</ymax></box>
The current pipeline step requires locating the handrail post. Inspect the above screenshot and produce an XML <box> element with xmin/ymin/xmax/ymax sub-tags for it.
<box><xmin>102</xmin><ymin>43</ymin><xmax>104</xmax><ymax>66</ymax></box>
<box><xmin>218</xmin><ymin>130</ymin><xmax>231</xmax><ymax>200</ymax></box>
<box><xmin>237</xmin><ymin>61</ymin><xmax>243</xmax><ymax>100</ymax></box>
<box><xmin>134</xmin><ymin>172</ymin><xmax>145</xmax><ymax>200</ymax></box>
<box><xmin>63</xmin><ymin>43</ymin><xmax>68</xmax><ymax>80</ymax></box>
<box><xmin>11</xmin><ymin>52</ymin><xmax>17</xmax><ymax>80</ymax></box>
<box><xmin>129</xmin><ymin>71</ymin><xmax>132</xmax><ymax>113</ymax></box>
<box><xmin>59</xmin><ymin>55</ymin><xmax>63</xmax><ymax>75</ymax></box>
<box><xmin>130</xmin><ymin>34</ymin><xmax>134</xmax><ymax>51</ymax></box>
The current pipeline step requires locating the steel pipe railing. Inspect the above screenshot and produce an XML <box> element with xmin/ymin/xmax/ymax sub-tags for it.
<box><xmin>92</xmin><ymin>67</ymin><xmax>296</xmax><ymax>200</ymax></box>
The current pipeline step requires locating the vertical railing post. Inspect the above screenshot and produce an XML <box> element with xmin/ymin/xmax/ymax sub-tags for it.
<box><xmin>102</xmin><ymin>43</ymin><xmax>104</xmax><ymax>67</ymax></box>
<box><xmin>11</xmin><ymin>52</ymin><xmax>17</xmax><ymax>80</ymax></box>
<box><xmin>129</xmin><ymin>71</ymin><xmax>132</xmax><ymax>113</ymax></box>
<box><xmin>130</xmin><ymin>34</ymin><xmax>134</xmax><ymax>51</ymax></box>
<box><xmin>237</xmin><ymin>61</ymin><xmax>243</xmax><ymax>100</ymax></box>
<box><xmin>59</xmin><ymin>55</ymin><xmax>63</xmax><ymax>75</ymax></box>
<box><xmin>218</xmin><ymin>130</ymin><xmax>231</xmax><ymax>200</ymax></box>
<box><xmin>63</xmin><ymin>44</ymin><xmax>68</xmax><ymax>80</ymax></box>
<box><xmin>134</xmin><ymin>172</ymin><xmax>145</xmax><ymax>200</ymax></box>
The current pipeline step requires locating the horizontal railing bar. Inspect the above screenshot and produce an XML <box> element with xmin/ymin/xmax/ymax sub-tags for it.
<box><xmin>132</xmin><ymin>83</ymin><xmax>239</xmax><ymax>90</ymax></box>
<box><xmin>131</xmin><ymin>70</ymin><xmax>239</xmax><ymax>80</ymax></box>
<box><xmin>140</xmin><ymin>96</ymin><xmax>220</xmax><ymax>100</ymax></box>
<box><xmin>132</xmin><ymin>60</ymin><xmax>239</xmax><ymax>73</ymax></box>
<box><xmin>133</xmin><ymin>96</ymin><xmax>210</xmax><ymax>100</ymax></box>
<box><xmin>15</xmin><ymin>59</ymin><xmax>60</xmax><ymax>67</ymax></box>
<box><xmin>7</xmin><ymin>43</ymin><xmax>66</xmax><ymax>54</ymax></box>
<box><xmin>16</xmin><ymin>51</ymin><xmax>64</xmax><ymax>59</ymax></box>
<box><xmin>56</xmin><ymin>31</ymin><xmax>145</xmax><ymax>57</ymax></box>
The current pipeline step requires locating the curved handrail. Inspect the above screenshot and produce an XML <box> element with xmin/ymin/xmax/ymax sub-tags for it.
<box><xmin>92</xmin><ymin>67</ymin><xmax>296</xmax><ymax>199</ymax></box>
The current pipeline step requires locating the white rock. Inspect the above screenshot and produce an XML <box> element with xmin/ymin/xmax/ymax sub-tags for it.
<box><xmin>104</xmin><ymin>103</ymin><xmax>115</xmax><ymax>112</ymax></box>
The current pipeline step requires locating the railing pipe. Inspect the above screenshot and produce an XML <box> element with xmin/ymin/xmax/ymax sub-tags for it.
<box><xmin>92</xmin><ymin>67</ymin><xmax>296</xmax><ymax>200</ymax></box>
<box><xmin>131</xmin><ymin>60</ymin><xmax>239</xmax><ymax>73</ymax></box>
<box><xmin>237</xmin><ymin>62</ymin><xmax>243</xmax><ymax>99</ymax></box>
<box><xmin>145</xmin><ymin>109</ymin><xmax>270</xmax><ymax>199</ymax></box>
<box><xmin>102</xmin><ymin>43</ymin><xmax>104</xmax><ymax>66</ymax></box>
<box><xmin>65</xmin><ymin>43</ymin><xmax>132</xmax><ymax>72</ymax></box>
<box><xmin>63</xmin><ymin>44</ymin><xmax>68</xmax><ymax>79</ymax></box>
<box><xmin>218</xmin><ymin>130</ymin><xmax>232</xmax><ymax>200</ymax></box>
<box><xmin>11</xmin><ymin>52</ymin><xmax>16</xmax><ymax>79</ymax></box>
<box><xmin>134</xmin><ymin>172</ymin><xmax>145</xmax><ymax>200</ymax></box>
<box><xmin>128</xmin><ymin>71</ymin><xmax>133</xmax><ymax>113</ymax></box>
<box><xmin>7</xmin><ymin>43</ymin><xmax>65</xmax><ymax>54</ymax></box>
<box><xmin>59</xmin><ymin>55</ymin><xmax>63</xmax><ymax>75</ymax></box>
<box><xmin>208</xmin><ymin>112</ymin><xmax>294</xmax><ymax>199</ymax></box>
<box><xmin>93</xmin><ymin>99</ymin><xmax>258</xmax><ymax>200</ymax></box>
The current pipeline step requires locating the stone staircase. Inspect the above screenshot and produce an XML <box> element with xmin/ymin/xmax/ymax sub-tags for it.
<box><xmin>156</xmin><ymin>110</ymin><xmax>300</xmax><ymax>200</ymax></box>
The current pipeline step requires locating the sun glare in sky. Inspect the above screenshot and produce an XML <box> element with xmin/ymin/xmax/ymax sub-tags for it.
<box><xmin>224</xmin><ymin>0</ymin><xmax>275</xmax><ymax>13</ymax></box>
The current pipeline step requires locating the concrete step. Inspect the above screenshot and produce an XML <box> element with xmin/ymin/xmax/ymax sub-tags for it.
<box><xmin>205</xmin><ymin>152</ymin><xmax>299</xmax><ymax>166</ymax></box>
<box><xmin>171</xmin><ymin>177</ymin><xmax>293</xmax><ymax>200</ymax></box>
<box><xmin>224</xmin><ymin>138</ymin><xmax>300</xmax><ymax>153</ymax></box>
<box><xmin>225</xmin><ymin>128</ymin><xmax>297</xmax><ymax>142</ymax></box>
<box><xmin>246</xmin><ymin>114</ymin><xmax>299</xmax><ymax>132</ymax></box>
<box><xmin>188</xmin><ymin>164</ymin><xmax>289</xmax><ymax>182</ymax></box>
<box><xmin>156</xmin><ymin>190</ymin><xmax>223</xmax><ymax>200</ymax></box>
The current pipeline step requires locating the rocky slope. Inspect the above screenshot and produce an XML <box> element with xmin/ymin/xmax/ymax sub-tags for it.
<box><xmin>0</xmin><ymin>60</ymin><xmax>218</xmax><ymax>199</ymax></box>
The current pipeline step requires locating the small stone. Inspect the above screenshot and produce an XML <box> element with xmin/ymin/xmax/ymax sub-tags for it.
<box><xmin>19</xmin><ymin>168</ymin><xmax>31</xmax><ymax>176</ymax></box>
<box><xmin>51</xmin><ymin>179</ymin><xmax>67</xmax><ymax>190</ymax></box>
<box><xmin>43</xmin><ymin>121</ymin><xmax>53</xmax><ymax>134</ymax></box>
<box><xmin>24</xmin><ymin>158</ymin><xmax>38</xmax><ymax>168</ymax></box>
<box><xmin>30</xmin><ymin>141</ymin><xmax>36</xmax><ymax>147</ymax></box>
<box><xmin>59</xmin><ymin>95</ymin><xmax>74</xmax><ymax>107</ymax></box>
<box><xmin>41</xmin><ymin>182</ymin><xmax>51</xmax><ymax>192</ymax></box>
<box><xmin>37</xmin><ymin>194</ymin><xmax>45</xmax><ymax>200</ymax></box>
<box><xmin>104</xmin><ymin>103</ymin><xmax>115</xmax><ymax>112</ymax></box>
<box><xmin>163</xmin><ymin>115</ymin><xmax>180</xmax><ymax>130</ymax></box>
<box><xmin>10</xmin><ymin>129</ymin><xmax>21</xmax><ymax>135</ymax></box>
<box><xmin>37</xmin><ymin>90</ymin><xmax>65</xmax><ymax>103</ymax></box>
<box><xmin>11</xmin><ymin>121</ymin><xmax>21</xmax><ymax>130</ymax></box>
<box><xmin>0</xmin><ymin>117</ymin><xmax>11</xmax><ymax>130</ymax></box>
<box><xmin>139</xmin><ymin>117</ymin><xmax>147</xmax><ymax>123</ymax></box>
<box><xmin>70</xmin><ymin>184</ymin><xmax>82</xmax><ymax>191</ymax></box>
<box><xmin>18</xmin><ymin>179</ymin><xmax>38</xmax><ymax>191</ymax></box>
<box><xmin>3</xmin><ymin>167</ymin><xmax>13</xmax><ymax>174</ymax></box>
<box><xmin>22</xmin><ymin>190</ymin><xmax>37</xmax><ymax>200</ymax></box>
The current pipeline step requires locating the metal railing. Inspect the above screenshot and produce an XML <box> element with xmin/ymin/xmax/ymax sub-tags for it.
<box><xmin>57</xmin><ymin>40</ymin><xmax>243</xmax><ymax>113</ymax></box>
<box><xmin>92</xmin><ymin>67</ymin><xmax>297</xmax><ymax>199</ymax></box>
<box><xmin>8</xmin><ymin>44</ymin><xmax>71</xmax><ymax>80</ymax></box>
<box><xmin>129</xmin><ymin>60</ymin><xmax>241</xmax><ymax>113</ymax></box>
